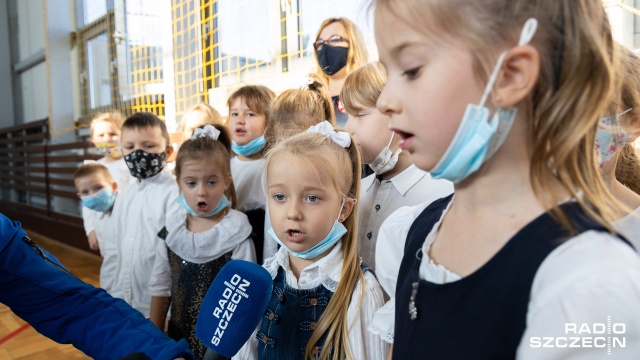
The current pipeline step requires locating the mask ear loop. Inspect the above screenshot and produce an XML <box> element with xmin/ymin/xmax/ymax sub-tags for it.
<box><xmin>479</xmin><ymin>18</ymin><xmax>539</xmax><ymax>108</ymax></box>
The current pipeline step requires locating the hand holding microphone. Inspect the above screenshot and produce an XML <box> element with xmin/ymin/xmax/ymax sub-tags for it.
<box><xmin>196</xmin><ymin>260</ymin><xmax>273</xmax><ymax>359</ymax></box>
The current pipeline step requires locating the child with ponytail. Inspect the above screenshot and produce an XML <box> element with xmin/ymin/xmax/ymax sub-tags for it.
<box><xmin>266</xmin><ymin>73</ymin><xmax>336</xmax><ymax>150</ymax></box>
<box><xmin>149</xmin><ymin>124</ymin><xmax>256</xmax><ymax>359</ymax></box>
<box><xmin>373</xmin><ymin>0</ymin><xmax>640</xmax><ymax>358</ymax></box>
<box><xmin>236</xmin><ymin>121</ymin><xmax>386</xmax><ymax>359</ymax></box>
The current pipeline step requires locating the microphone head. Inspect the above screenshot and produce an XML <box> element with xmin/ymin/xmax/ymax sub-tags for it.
<box><xmin>196</xmin><ymin>260</ymin><xmax>273</xmax><ymax>357</ymax></box>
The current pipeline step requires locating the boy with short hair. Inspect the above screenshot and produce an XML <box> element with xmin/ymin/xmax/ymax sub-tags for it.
<box><xmin>110</xmin><ymin>112</ymin><xmax>178</xmax><ymax>318</ymax></box>
<box><xmin>74</xmin><ymin>163</ymin><xmax>119</xmax><ymax>294</ymax></box>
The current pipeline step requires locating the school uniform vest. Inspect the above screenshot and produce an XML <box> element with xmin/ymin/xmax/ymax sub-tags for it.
<box><xmin>393</xmin><ymin>195</ymin><xmax>631</xmax><ymax>360</ymax></box>
<box><xmin>161</xmin><ymin>231</ymin><xmax>232</xmax><ymax>360</ymax></box>
<box><xmin>257</xmin><ymin>263</ymin><xmax>373</xmax><ymax>360</ymax></box>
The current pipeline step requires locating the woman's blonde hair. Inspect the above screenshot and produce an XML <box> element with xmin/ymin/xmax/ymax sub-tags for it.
<box><xmin>615</xmin><ymin>45</ymin><xmax>640</xmax><ymax>195</ymax></box>
<box><xmin>266</xmin><ymin>73</ymin><xmax>335</xmax><ymax>150</ymax></box>
<box><xmin>314</xmin><ymin>18</ymin><xmax>369</xmax><ymax>82</ymax></box>
<box><xmin>264</xmin><ymin>131</ymin><xmax>363</xmax><ymax>360</ymax></box>
<box><xmin>340</xmin><ymin>62</ymin><xmax>387</xmax><ymax>115</ymax></box>
<box><xmin>90</xmin><ymin>112</ymin><xmax>125</xmax><ymax>138</ymax></box>
<box><xmin>375</xmin><ymin>0</ymin><xmax>618</xmax><ymax>232</ymax></box>
<box><xmin>179</xmin><ymin>103</ymin><xmax>224</xmax><ymax>131</ymax></box>
<box><xmin>175</xmin><ymin>124</ymin><xmax>237</xmax><ymax>209</ymax></box>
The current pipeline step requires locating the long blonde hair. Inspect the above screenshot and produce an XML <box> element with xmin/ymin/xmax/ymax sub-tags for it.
<box><xmin>314</xmin><ymin>18</ymin><xmax>369</xmax><ymax>83</ymax></box>
<box><xmin>375</xmin><ymin>0</ymin><xmax>618</xmax><ymax>231</ymax></box>
<box><xmin>266</xmin><ymin>74</ymin><xmax>335</xmax><ymax>150</ymax></box>
<box><xmin>264</xmin><ymin>131</ymin><xmax>363</xmax><ymax>360</ymax></box>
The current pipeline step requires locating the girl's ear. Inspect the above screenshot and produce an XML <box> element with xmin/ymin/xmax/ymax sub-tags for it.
<box><xmin>623</xmin><ymin>113</ymin><xmax>640</xmax><ymax>143</ymax></box>
<box><xmin>225</xmin><ymin>175</ymin><xmax>232</xmax><ymax>191</ymax></box>
<box><xmin>492</xmin><ymin>44</ymin><xmax>540</xmax><ymax>108</ymax></box>
<box><xmin>338</xmin><ymin>198</ymin><xmax>356</xmax><ymax>222</ymax></box>
<box><xmin>112</xmin><ymin>182</ymin><xmax>118</xmax><ymax>192</ymax></box>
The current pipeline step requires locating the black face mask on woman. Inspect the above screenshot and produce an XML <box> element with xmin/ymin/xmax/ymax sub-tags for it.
<box><xmin>316</xmin><ymin>45</ymin><xmax>349</xmax><ymax>76</ymax></box>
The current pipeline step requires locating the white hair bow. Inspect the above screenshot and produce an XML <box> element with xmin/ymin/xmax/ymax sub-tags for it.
<box><xmin>307</xmin><ymin>121</ymin><xmax>351</xmax><ymax>148</ymax></box>
<box><xmin>192</xmin><ymin>124</ymin><xmax>220</xmax><ymax>140</ymax></box>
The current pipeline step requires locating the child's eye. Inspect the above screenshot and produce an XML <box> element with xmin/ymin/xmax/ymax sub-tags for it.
<box><xmin>185</xmin><ymin>181</ymin><xmax>196</xmax><ymax>187</ymax></box>
<box><xmin>402</xmin><ymin>66</ymin><xmax>421</xmax><ymax>80</ymax></box>
<box><xmin>230</xmin><ymin>112</ymin><xmax>238</xmax><ymax>117</ymax></box>
<box><xmin>273</xmin><ymin>194</ymin><xmax>286</xmax><ymax>201</ymax></box>
<box><xmin>124</xmin><ymin>145</ymin><xmax>133</xmax><ymax>150</ymax></box>
<box><xmin>246</xmin><ymin>112</ymin><xmax>255</xmax><ymax>117</ymax></box>
<box><xmin>305</xmin><ymin>195</ymin><xmax>319</xmax><ymax>202</ymax></box>
<box><xmin>207</xmin><ymin>180</ymin><xmax>217</xmax><ymax>185</ymax></box>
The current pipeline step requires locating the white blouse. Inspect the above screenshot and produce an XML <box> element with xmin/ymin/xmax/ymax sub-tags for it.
<box><xmin>234</xmin><ymin>242</ymin><xmax>388</xmax><ymax>360</ymax></box>
<box><xmin>149</xmin><ymin>206</ymin><xmax>256</xmax><ymax>297</ymax></box>
<box><xmin>372</xmin><ymin>201</ymin><xmax>640</xmax><ymax>359</ymax></box>
<box><xmin>230</xmin><ymin>157</ymin><xmax>266</xmax><ymax>212</ymax></box>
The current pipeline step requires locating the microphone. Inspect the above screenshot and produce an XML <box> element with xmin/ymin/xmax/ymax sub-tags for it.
<box><xmin>196</xmin><ymin>260</ymin><xmax>273</xmax><ymax>359</ymax></box>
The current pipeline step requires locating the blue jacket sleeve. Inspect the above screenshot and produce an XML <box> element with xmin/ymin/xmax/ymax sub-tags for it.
<box><xmin>0</xmin><ymin>213</ymin><xmax>194</xmax><ymax>360</ymax></box>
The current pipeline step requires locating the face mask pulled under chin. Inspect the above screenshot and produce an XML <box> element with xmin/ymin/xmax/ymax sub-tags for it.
<box><xmin>266</xmin><ymin>199</ymin><xmax>348</xmax><ymax>260</ymax></box>
<box><xmin>429</xmin><ymin>18</ymin><xmax>538</xmax><ymax>184</ymax></box>
<box><xmin>369</xmin><ymin>132</ymin><xmax>402</xmax><ymax>175</ymax></box>
<box><xmin>123</xmin><ymin>149</ymin><xmax>167</xmax><ymax>179</ymax></box>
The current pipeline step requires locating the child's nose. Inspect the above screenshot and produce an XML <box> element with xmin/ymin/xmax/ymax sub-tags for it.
<box><xmin>377</xmin><ymin>84</ymin><xmax>401</xmax><ymax>115</ymax></box>
<box><xmin>286</xmin><ymin>202</ymin><xmax>303</xmax><ymax>221</ymax></box>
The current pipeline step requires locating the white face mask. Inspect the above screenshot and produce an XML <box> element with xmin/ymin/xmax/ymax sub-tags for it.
<box><xmin>369</xmin><ymin>132</ymin><xmax>402</xmax><ymax>175</ymax></box>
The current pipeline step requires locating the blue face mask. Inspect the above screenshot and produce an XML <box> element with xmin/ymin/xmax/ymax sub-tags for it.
<box><xmin>267</xmin><ymin>200</ymin><xmax>348</xmax><ymax>260</ymax></box>
<box><xmin>232</xmin><ymin>135</ymin><xmax>266</xmax><ymax>157</ymax></box>
<box><xmin>430</xmin><ymin>19</ymin><xmax>538</xmax><ymax>184</ymax></box>
<box><xmin>178</xmin><ymin>193</ymin><xmax>231</xmax><ymax>218</ymax></box>
<box><xmin>595</xmin><ymin>109</ymin><xmax>633</xmax><ymax>168</ymax></box>
<box><xmin>81</xmin><ymin>188</ymin><xmax>116</xmax><ymax>212</ymax></box>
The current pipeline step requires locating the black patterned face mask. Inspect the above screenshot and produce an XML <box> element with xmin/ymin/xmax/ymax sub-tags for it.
<box><xmin>124</xmin><ymin>149</ymin><xmax>167</xmax><ymax>179</ymax></box>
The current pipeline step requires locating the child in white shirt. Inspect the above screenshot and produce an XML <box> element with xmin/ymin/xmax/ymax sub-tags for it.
<box><xmin>149</xmin><ymin>124</ymin><xmax>255</xmax><ymax>359</ymax></box>
<box><xmin>110</xmin><ymin>112</ymin><xmax>178</xmax><ymax>318</ymax></box>
<box><xmin>74</xmin><ymin>163</ymin><xmax>119</xmax><ymax>294</ymax></box>
<box><xmin>82</xmin><ymin>112</ymin><xmax>132</xmax><ymax>250</ymax></box>
<box><xmin>342</xmin><ymin>62</ymin><xmax>453</xmax><ymax>272</ymax></box>
<box><xmin>228</xmin><ymin>85</ymin><xmax>275</xmax><ymax>263</ymax></box>
<box><xmin>236</xmin><ymin>122</ymin><xmax>387</xmax><ymax>360</ymax></box>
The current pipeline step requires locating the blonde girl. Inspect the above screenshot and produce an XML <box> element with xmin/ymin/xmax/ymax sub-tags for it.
<box><xmin>228</xmin><ymin>85</ymin><xmax>276</xmax><ymax>263</ymax></box>
<box><xmin>314</xmin><ymin>18</ymin><xmax>369</xmax><ymax>127</ymax></box>
<box><xmin>180</xmin><ymin>103</ymin><xmax>224</xmax><ymax>141</ymax></box>
<box><xmin>83</xmin><ymin>112</ymin><xmax>132</xmax><ymax>250</ymax></box>
<box><xmin>599</xmin><ymin>44</ymin><xmax>640</xmax><ymax>250</ymax></box>
<box><xmin>236</xmin><ymin>122</ymin><xmax>386</xmax><ymax>359</ymax></box>
<box><xmin>149</xmin><ymin>124</ymin><xmax>255</xmax><ymax>359</ymax></box>
<box><xmin>266</xmin><ymin>73</ymin><xmax>335</xmax><ymax>151</ymax></box>
<box><xmin>373</xmin><ymin>0</ymin><xmax>640</xmax><ymax>358</ymax></box>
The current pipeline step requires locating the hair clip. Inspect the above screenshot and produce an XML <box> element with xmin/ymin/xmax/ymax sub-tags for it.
<box><xmin>299</xmin><ymin>76</ymin><xmax>314</xmax><ymax>90</ymax></box>
<box><xmin>307</xmin><ymin>121</ymin><xmax>351</xmax><ymax>148</ymax></box>
<box><xmin>192</xmin><ymin>124</ymin><xmax>220</xmax><ymax>140</ymax></box>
